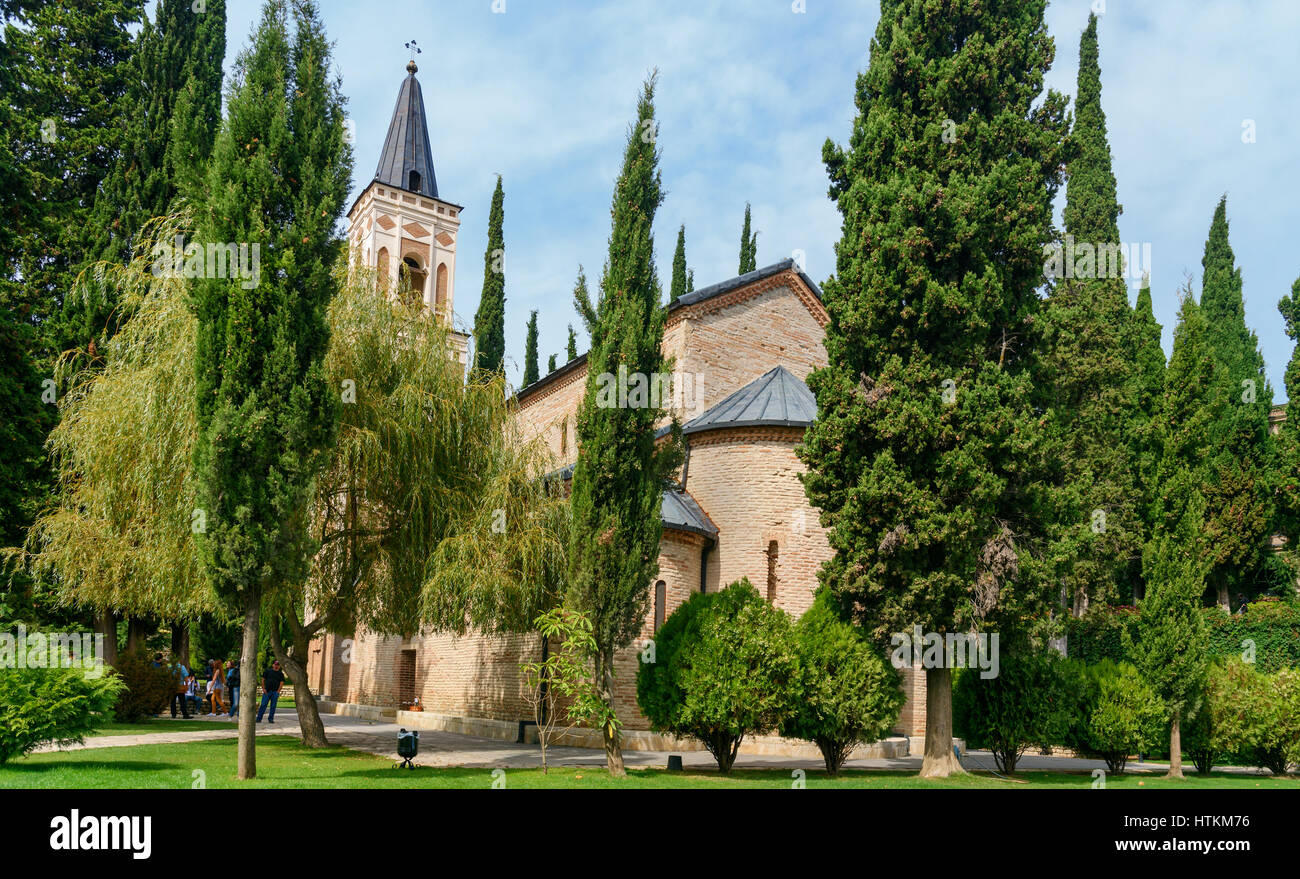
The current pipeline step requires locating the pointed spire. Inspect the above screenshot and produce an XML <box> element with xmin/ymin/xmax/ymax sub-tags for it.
<box><xmin>374</xmin><ymin>59</ymin><xmax>438</xmax><ymax>198</ymax></box>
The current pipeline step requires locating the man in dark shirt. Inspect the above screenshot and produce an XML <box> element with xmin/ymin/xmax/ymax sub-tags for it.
<box><xmin>226</xmin><ymin>660</ymin><xmax>241</xmax><ymax>719</ymax></box>
<box><xmin>256</xmin><ymin>659</ymin><xmax>285</xmax><ymax>723</ymax></box>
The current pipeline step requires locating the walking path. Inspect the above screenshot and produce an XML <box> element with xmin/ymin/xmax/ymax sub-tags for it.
<box><xmin>40</xmin><ymin>704</ymin><xmax>1252</xmax><ymax>776</ymax></box>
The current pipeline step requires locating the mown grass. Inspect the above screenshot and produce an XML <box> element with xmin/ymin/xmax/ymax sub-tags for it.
<box><xmin>2</xmin><ymin>736</ymin><xmax>1296</xmax><ymax>789</ymax></box>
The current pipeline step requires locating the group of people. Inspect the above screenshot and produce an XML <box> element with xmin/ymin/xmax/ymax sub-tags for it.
<box><xmin>157</xmin><ymin>653</ymin><xmax>286</xmax><ymax>723</ymax></box>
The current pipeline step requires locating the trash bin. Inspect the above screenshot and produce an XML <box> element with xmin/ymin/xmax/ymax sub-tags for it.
<box><xmin>396</xmin><ymin>728</ymin><xmax>420</xmax><ymax>769</ymax></box>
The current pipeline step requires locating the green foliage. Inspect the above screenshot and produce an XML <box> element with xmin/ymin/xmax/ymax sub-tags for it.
<box><xmin>522</xmin><ymin>310</ymin><xmax>539</xmax><ymax>387</ymax></box>
<box><xmin>799</xmin><ymin>0</ymin><xmax>1069</xmax><ymax>656</ymax></box>
<box><xmin>1185</xmin><ymin>658</ymin><xmax>1255</xmax><ymax>774</ymax></box>
<box><xmin>1250</xmin><ymin>666</ymin><xmax>1300</xmax><ymax>774</ymax></box>
<box><xmin>1274</xmin><ymin>277</ymin><xmax>1300</xmax><ymax>546</ymax></box>
<box><xmin>953</xmin><ymin>644</ymin><xmax>1069</xmax><ymax>774</ymax></box>
<box><xmin>111</xmin><ymin>648</ymin><xmax>174</xmax><ymax>722</ymax></box>
<box><xmin>669</xmin><ymin>224</ymin><xmax>689</xmax><ymax>303</ymax></box>
<box><xmin>1126</xmin><ymin>276</ymin><xmax>1166</xmax><ymax>594</ymax></box>
<box><xmin>738</xmin><ymin>204</ymin><xmax>756</xmax><ymax>274</ymax></box>
<box><xmin>1034</xmin><ymin>12</ymin><xmax>1139</xmax><ymax>615</ymax></box>
<box><xmin>1060</xmin><ymin>658</ymin><xmax>1164</xmax><ymax>773</ymax></box>
<box><xmin>637</xmin><ymin>580</ymin><xmax>797</xmax><ymax>774</ymax></box>
<box><xmin>473</xmin><ymin>175</ymin><xmax>506</xmax><ymax>374</ymax></box>
<box><xmin>0</xmin><ymin>665</ymin><xmax>122</xmax><ymax>762</ymax></box>
<box><xmin>521</xmin><ymin>607</ymin><xmax>603</xmax><ymax>773</ymax></box>
<box><xmin>780</xmin><ymin>591</ymin><xmax>902</xmax><ymax>775</ymax></box>
<box><xmin>568</xmin><ymin>73</ymin><xmax>681</xmax><ymax>766</ymax></box>
<box><xmin>566</xmin><ymin>324</ymin><xmax>578</xmax><ymax>361</ymax></box>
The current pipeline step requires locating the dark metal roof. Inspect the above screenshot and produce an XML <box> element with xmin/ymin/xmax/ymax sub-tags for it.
<box><xmin>660</xmin><ymin>487</ymin><xmax>718</xmax><ymax>537</ymax></box>
<box><xmin>682</xmin><ymin>365</ymin><xmax>816</xmax><ymax>435</ymax></box>
<box><xmin>668</xmin><ymin>258</ymin><xmax>822</xmax><ymax>312</ymax></box>
<box><xmin>374</xmin><ymin>64</ymin><xmax>439</xmax><ymax>199</ymax></box>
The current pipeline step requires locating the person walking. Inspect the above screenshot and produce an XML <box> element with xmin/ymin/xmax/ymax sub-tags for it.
<box><xmin>169</xmin><ymin>657</ymin><xmax>191</xmax><ymax>719</ymax></box>
<box><xmin>256</xmin><ymin>659</ymin><xmax>285</xmax><ymax>723</ymax></box>
<box><xmin>209</xmin><ymin>658</ymin><xmax>226</xmax><ymax>715</ymax></box>
<box><xmin>226</xmin><ymin>659</ymin><xmax>241</xmax><ymax>719</ymax></box>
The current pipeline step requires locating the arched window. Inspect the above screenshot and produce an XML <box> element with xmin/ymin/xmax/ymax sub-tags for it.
<box><xmin>376</xmin><ymin>247</ymin><xmax>390</xmax><ymax>292</ymax></box>
<box><xmin>765</xmin><ymin>540</ymin><xmax>779</xmax><ymax>603</ymax></box>
<box><xmin>408</xmin><ymin>170</ymin><xmax>421</xmax><ymax>193</ymax></box>
<box><xmin>560</xmin><ymin>417</ymin><xmax>568</xmax><ymax>456</ymax></box>
<box><xmin>400</xmin><ymin>256</ymin><xmax>427</xmax><ymax>307</ymax></box>
<box><xmin>435</xmin><ymin>263</ymin><xmax>448</xmax><ymax>315</ymax></box>
<box><xmin>654</xmin><ymin>580</ymin><xmax>666</xmax><ymax>632</ymax></box>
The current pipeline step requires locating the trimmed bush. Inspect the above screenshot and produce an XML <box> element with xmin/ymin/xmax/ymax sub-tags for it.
<box><xmin>780</xmin><ymin>591</ymin><xmax>902</xmax><ymax>775</ymax></box>
<box><xmin>953</xmin><ymin>644</ymin><xmax>1069</xmax><ymax>774</ymax></box>
<box><xmin>112</xmin><ymin>649</ymin><xmax>175</xmax><ymax>722</ymax></box>
<box><xmin>1060</xmin><ymin>658</ymin><xmax>1164</xmax><ymax>773</ymax></box>
<box><xmin>0</xmin><ymin>666</ymin><xmax>122</xmax><ymax>763</ymax></box>
<box><xmin>636</xmin><ymin>579</ymin><xmax>797</xmax><ymax>774</ymax></box>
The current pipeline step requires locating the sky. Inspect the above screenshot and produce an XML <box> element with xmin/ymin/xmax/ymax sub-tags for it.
<box><xmin>216</xmin><ymin>0</ymin><xmax>1300</xmax><ymax>397</ymax></box>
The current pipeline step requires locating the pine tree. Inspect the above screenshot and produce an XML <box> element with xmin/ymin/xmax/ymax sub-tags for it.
<box><xmin>1198</xmin><ymin>196</ymin><xmax>1275</xmax><ymax>608</ymax></box>
<box><xmin>670</xmin><ymin>224</ymin><xmax>688</xmax><ymax>302</ymax></box>
<box><xmin>738</xmin><ymin>203</ymin><xmax>757</xmax><ymax>274</ymax></box>
<box><xmin>1131</xmin><ymin>288</ymin><xmax>1212</xmax><ymax>779</ymax></box>
<box><xmin>566</xmin><ymin>324</ymin><xmax>578</xmax><ymax>361</ymax></box>
<box><xmin>799</xmin><ymin>0</ymin><xmax>1069</xmax><ymax>778</ymax></box>
<box><xmin>522</xmin><ymin>310</ymin><xmax>539</xmax><ymax>386</ymax></box>
<box><xmin>1035</xmin><ymin>12</ymin><xmax>1140</xmax><ymax>616</ymax></box>
<box><xmin>568</xmin><ymin>73</ymin><xmax>681</xmax><ymax>776</ymax></box>
<box><xmin>192</xmin><ymin>0</ymin><xmax>353</xmax><ymax>777</ymax></box>
<box><xmin>473</xmin><ymin>175</ymin><xmax>506</xmax><ymax>374</ymax></box>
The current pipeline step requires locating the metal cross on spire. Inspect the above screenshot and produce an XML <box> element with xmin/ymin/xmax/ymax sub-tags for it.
<box><xmin>404</xmin><ymin>39</ymin><xmax>421</xmax><ymax>74</ymax></box>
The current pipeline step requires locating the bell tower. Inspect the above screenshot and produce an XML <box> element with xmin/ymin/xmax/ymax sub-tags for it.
<box><xmin>347</xmin><ymin>51</ymin><xmax>469</xmax><ymax>368</ymax></box>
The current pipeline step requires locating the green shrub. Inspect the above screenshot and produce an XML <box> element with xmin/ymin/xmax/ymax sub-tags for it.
<box><xmin>1060</xmin><ymin>659</ymin><xmax>1163</xmax><ymax>773</ymax></box>
<box><xmin>111</xmin><ymin>649</ymin><xmax>175</xmax><ymax>722</ymax></box>
<box><xmin>780</xmin><ymin>591</ymin><xmax>902</xmax><ymax>775</ymax></box>
<box><xmin>1251</xmin><ymin>667</ymin><xmax>1300</xmax><ymax>775</ymax></box>
<box><xmin>953</xmin><ymin>644</ymin><xmax>1069</xmax><ymax>774</ymax></box>
<box><xmin>0</xmin><ymin>666</ymin><xmax>122</xmax><ymax>763</ymax></box>
<box><xmin>636</xmin><ymin>579</ymin><xmax>797</xmax><ymax>774</ymax></box>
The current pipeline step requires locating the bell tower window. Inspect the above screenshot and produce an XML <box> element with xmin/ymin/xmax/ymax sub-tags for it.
<box><xmin>408</xmin><ymin>170</ymin><xmax>421</xmax><ymax>193</ymax></box>
<box><xmin>400</xmin><ymin>256</ymin><xmax>427</xmax><ymax>307</ymax></box>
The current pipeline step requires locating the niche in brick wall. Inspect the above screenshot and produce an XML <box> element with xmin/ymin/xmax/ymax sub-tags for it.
<box><xmin>397</xmin><ymin>649</ymin><xmax>417</xmax><ymax>708</ymax></box>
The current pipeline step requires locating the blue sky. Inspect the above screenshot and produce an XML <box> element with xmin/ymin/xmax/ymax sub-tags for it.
<box><xmin>218</xmin><ymin>0</ymin><xmax>1300</xmax><ymax>396</ymax></box>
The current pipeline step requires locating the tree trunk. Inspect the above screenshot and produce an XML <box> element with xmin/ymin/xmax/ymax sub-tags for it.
<box><xmin>269</xmin><ymin>612</ymin><xmax>328</xmax><ymax>748</ymax></box>
<box><xmin>1216</xmin><ymin>584</ymin><xmax>1230</xmax><ymax>612</ymax></box>
<box><xmin>1166</xmin><ymin>711</ymin><xmax>1184</xmax><ymax>779</ymax></box>
<box><xmin>94</xmin><ymin>611</ymin><xmax>119</xmax><ymax>667</ymax></box>
<box><xmin>597</xmin><ymin>649</ymin><xmax>625</xmax><ymax>777</ymax></box>
<box><xmin>919</xmin><ymin>666</ymin><xmax>964</xmax><ymax>777</ymax></box>
<box><xmin>126</xmin><ymin>616</ymin><xmax>156</xmax><ymax>654</ymax></box>
<box><xmin>170</xmin><ymin>620</ymin><xmax>189</xmax><ymax>669</ymax></box>
<box><xmin>237</xmin><ymin>591</ymin><xmax>260</xmax><ymax>780</ymax></box>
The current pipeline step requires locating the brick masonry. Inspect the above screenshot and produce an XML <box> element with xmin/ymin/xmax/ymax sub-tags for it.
<box><xmin>307</xmin><ymin>271</ymin><xmax>928</xmax><ymax>739</ymax></box>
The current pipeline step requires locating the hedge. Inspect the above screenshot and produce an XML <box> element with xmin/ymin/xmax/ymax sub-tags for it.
<box><xmin>1068</xmin><ymin>599</ymin><xmax>1300</xmax><ymax>673</ymax></box>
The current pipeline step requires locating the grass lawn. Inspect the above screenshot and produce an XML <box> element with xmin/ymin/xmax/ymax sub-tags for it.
<box><xmin>88</xmin><ymin>718</ymin><xmax>236</xmax><ymax>737</ymax></box>
<box><xmin>2</xmin><ymin>736</ymin><xmax>1297</xmax><ymax>788</ymax></box>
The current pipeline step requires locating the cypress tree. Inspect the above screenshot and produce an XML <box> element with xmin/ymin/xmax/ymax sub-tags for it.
<box><xmin>473</xmin><ymin>174</ymin><xmax>506</xmax><ymax>374</ymax></box>
<box><xmin>568</xmin><ymin>73</ymin><xmax>681</xmax><ymax>776</ymax></box>
<box><xmin>799</xmin><ymin>0</ymin><xmax>1069</xmax><ymax>778</ymax></box>
<box><xmin>547</xmin><ymin>353</ymin><xmax>557</xmax><ymax>374</ymax></box>
<box><xmin>1198</xmin><ymin>197</ymin><xmax>1275</xmax><ymax>608</ymax></box>
<box><xmin>738</xmin><ymin>203</ymin><xmax>756</xmax><ymax>274</ymax></box>
<box><xmin>192</xmin><ymin>0</ymin><xmax>353</xmax><ymax>777</ymax></box>
<box><xmin>1274</xmin><ymin>276</ymin><xmax>1300</xmax><ymax>546</ymax></box>
<box><xmin>669</xmin><ymin>224</ymin><xmax>688</xmax><ymax>302</ymax></box>
<box><xmin>573</xmin><ymin>266</ymin><xmax>594</xmax><ymax>333</ymax></box>
<box><xmin>1035</xmin><ymin>12</ymin><xmax>1140</xmax><ymax>616</ymax></box>
<box><xmin>1127</xmin><ymin>274</ymin><xmax>1166</xmax><ymax>598</ymax></box>
<box><xmin>1132</xmin><ymin>288</ymin><xmax>1213</xmax><ymax>779</ymax></box>
<box><xmin>566</xmin><ymin>324</ymin><xmax>578</xmax><ymax>361</ymax></box>
<box><xmin>522</xmin><ymin>310</ymin><xmax>539</xmax><ymax>386</ymax></box>
<box><xmin>165</xmin><ymin>0</ymin><xmax>226</xmax><ymax>203</ymax></box>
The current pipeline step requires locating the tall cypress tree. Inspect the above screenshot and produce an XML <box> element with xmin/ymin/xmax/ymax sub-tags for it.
<box><xmin>568</xmin><ymin>73</ymin><xmax>680</xmax><ymax>776</ymax></box>
<box><xmin>738</xmin><ymin>203</ymin><xmax>756</xmax><ymax>274</ymax></box>
<box><xmin>473</xmin><ymin>174</ymin><xmax>506</xmax><ymax>374</ymax></box>
<box><xmin>1127</xmin><ymin>274</ymin><xmax>1166</xmax><ymax>598</ymax></box>
<box><xmin>192</xmin><ymin>0</ymin><xmax>352</xmax><ymax>777</ymax></box>
<box><xmin>799</xmin><ymin>0</ymin><xmax>1068</xmax><ymax>777</ymax></box>
<box><xmin>1274</xmin><ymin>276</ymin><xmax>1300</xmax><ymax>547</ymax></box>
<box><xmin>1198</xmin><ymin>196</ymin><xmax>1275</xmax><ymax>608</ymax></box>
<box><xmin>1035</xmin><ymin>12</ymin><xmax>1140</xmax><ymax>616</ymax></box>
<box><xmin>165</xmin><ymin>1</ymin><xmax>226</xmax><ymax>203</ymax></box>
<box><xmin>566</xmin><ymin>324</ymin><xmax>578</xmax><ymax>361</ymax></box>
<box><xmin>522</xmin><ymin>309</ymin><xmax>539</xmax><ymax>386</ymax></box>
<box><xmin>669</xmin><ymin>224</ymin><xmax>688</xmax><ymax>302</ymax></box>
<box><xmin>1132</xmin><ymin>288</ymin><xmax>1212</xmax><ymax>779</ymax></box>
<box><xmin>547</xmin><ymin>353</ymin><xmax>557</xmax><ymax>374</ymax></box>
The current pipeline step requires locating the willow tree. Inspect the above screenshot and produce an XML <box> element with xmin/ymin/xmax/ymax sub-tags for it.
<box><xmin>16</xmin><ymin>217</ymin><xmax>214</xmax><ymax>650</ymax></box>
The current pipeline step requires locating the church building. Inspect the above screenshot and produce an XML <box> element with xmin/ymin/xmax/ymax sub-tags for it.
<box><xmin>307</xmin><ymin>62</ymin><xmax>928</xmax><ymax>755</ymax></box>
